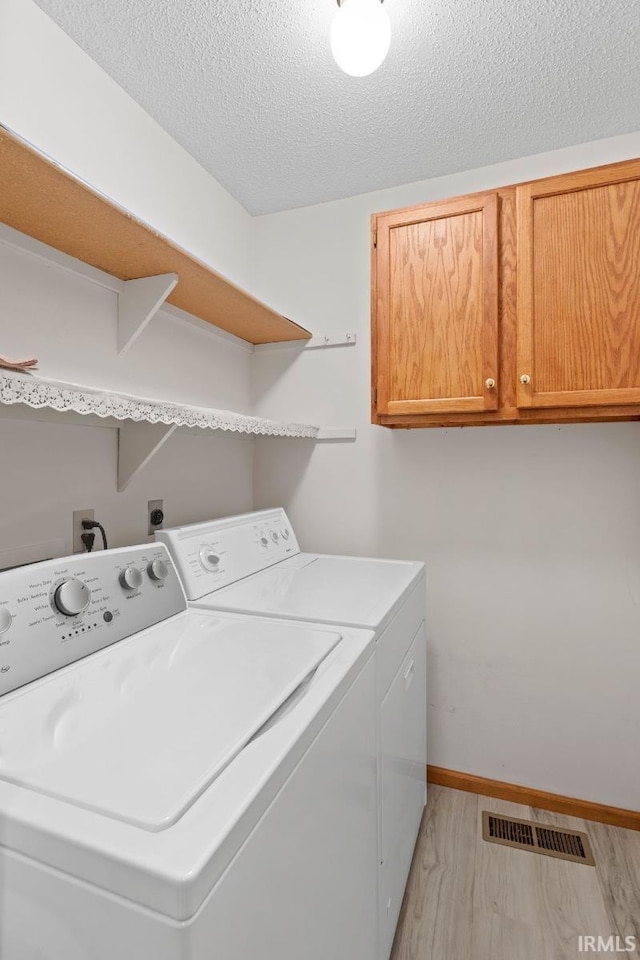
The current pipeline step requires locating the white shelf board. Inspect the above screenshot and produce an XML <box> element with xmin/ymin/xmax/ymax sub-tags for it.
<box><xmin>0</xmin><ymin>371</ymin><xmax>319</xmax><ymax>490</ymax></box>
<box><xmin>0</xmin><ymin>371</ymin><xmax>318</xmax><ymax>437</ymax></box>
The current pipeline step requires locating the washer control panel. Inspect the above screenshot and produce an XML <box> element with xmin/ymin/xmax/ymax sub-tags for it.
<box><xmin>0</xmin><ymin>544</ymin><xmax>186</xmax><ymax>697</ymax></box>
<box><xmin>157</xmin><ymin>508</ymin><xmax>300</xmax><ymax>601</ymax></box>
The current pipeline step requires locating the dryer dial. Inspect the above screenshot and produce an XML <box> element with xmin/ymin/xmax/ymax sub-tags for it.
<box><xmin>200</xmin><ymin>548</ymin><xmax>221</xmax><ymax>572</ymax></box>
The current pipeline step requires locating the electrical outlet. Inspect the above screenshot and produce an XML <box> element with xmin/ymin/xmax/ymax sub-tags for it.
<box><xmin>73</xmin><ymin>508</ymin><xmax>95</xmax><ymax>554</ymax></box>
<box><xmin>148</xmin><ymin>499</ymin><xmax>164</xmax><ymax>536</ymax></box>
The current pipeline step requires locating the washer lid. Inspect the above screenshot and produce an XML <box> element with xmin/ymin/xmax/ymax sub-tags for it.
<box><xmin>206</xmin><ymin>555</ymin><xmax>424</xmax><ymax>630</ymax></box>
<box><xmin>0</xmin><ymin>613</ymin><xmax>339</xmax><ymax>830</ymax></box>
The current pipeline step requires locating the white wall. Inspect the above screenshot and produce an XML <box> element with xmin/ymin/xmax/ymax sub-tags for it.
<box><xmin>0</xmin><ymin>218</ymin><xmax>254</xmax><ymax>563</ymax></box>
<box><xmin>251</xmin><ymin>131</ymin><xmax>640</xmax><ymax>811</ymax></box>
<box><xmin>0</xmin><ymin>416</ymin><xmax>253</xmax><ymax>563</ymax></box>
<box><xmin>0</xmin><ymin>0</ymin><xmax>258</xmax><ymax>562</ymax></box>
<box><xmin>0</xmin><ymin>0</ymin><xmax>252</xmax><ymax>289</ymax></box>
<box><xmin>0</xmin><ymin>232</ymin><xmax>253</xmax><ymax>411</ymax></box>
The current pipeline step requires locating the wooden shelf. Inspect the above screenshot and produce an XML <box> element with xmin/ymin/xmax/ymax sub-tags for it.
<box><xmin>0</xmin><ymin>126</ymin><xmax>311</xmax><ymax>345</ymax></box>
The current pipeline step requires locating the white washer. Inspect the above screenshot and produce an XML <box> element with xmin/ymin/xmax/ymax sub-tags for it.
<box><xmin>158</xmin><ymin>508</ymin><xmax>427</xmax><ymax>960</ymax></box>
<box><xmin>0</xmin><ymin>543</ymin><xmax>377</xmax><ymax>960</ymax></box>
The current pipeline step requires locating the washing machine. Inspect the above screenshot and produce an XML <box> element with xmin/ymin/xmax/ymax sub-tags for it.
<box><xmin>157</xmin><ymin>508</ymin><xmax>427</xmax><ymax>959</ymax></box>
<box><xmin>0</xmin><ymin>542</ymin><xmax>377</xmax><ymax>960</ymax></box>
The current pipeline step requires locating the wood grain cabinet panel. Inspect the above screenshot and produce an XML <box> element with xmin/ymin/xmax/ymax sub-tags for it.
<box><xmin>372</xmin><ymin>158</ymin><xmax>640</xmax><ymax>428</ymax></box>
<box><xmin>517</xmin><ymin>162</ymin><xmax>640</xmax><ymax>409</ymax></box>
<box><xmin>373</xmin><ymin>194</ymin><xmax>499</xmax><ymax>416</ymax></box>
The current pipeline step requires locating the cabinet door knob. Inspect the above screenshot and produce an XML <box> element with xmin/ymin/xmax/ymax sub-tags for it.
<box><xmin>520</xmin><ymin>374</ymin><xmax>531</xmax><ymax>385</ymax></box>
<box><xmin>485</xmin><ymin>378</ymin><xmax>496</xmax><ymax>389</ymax></box>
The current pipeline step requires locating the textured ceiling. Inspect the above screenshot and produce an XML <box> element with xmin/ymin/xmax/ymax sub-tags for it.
<box><xmin>33</xmin><ymin>0</ymin><xmax>640</xmax><ymax>214</ymax></box>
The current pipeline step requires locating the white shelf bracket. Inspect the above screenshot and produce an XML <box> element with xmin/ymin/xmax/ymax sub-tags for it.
<box><xmin>316</xmin><ymin>429</ymin><xmax>357</xmax><ymax>441</ymax></box>
<box><xmin>253</xmin><ymin>333</ymin><xmax>357</xmax><ymax>353</ymax></box>
<box><xmin>305</xmin><ymin>333</ymin><xmax>356</xmax><ymax>350</ymax></box>
<box><xmin>118</xmin><ymin>421</ymin><xmax>178</xmax><ymax>492</ymax></box>
<box><xmin>118</xmin><ymin>273</ymin><xmax>179</xmax><ymax>354</ymax></box>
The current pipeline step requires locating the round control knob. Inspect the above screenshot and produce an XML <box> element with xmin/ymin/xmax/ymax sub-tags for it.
<box><xmin>147</xmin><ymin>559</ymin><xmax>169</xmax><ymax>582</ymax></box>
<box><xmin>200</xmin><ymin>548</ymin><xmax>220</xmax><ymax>572</ymax></box>
<box><xmin>270</xmin><ymin>531</ymin><xmax>279</xmax><ymax>542</ymax></box>
<box><xmin>120</xmin><ymin>566</ymin><xmax>143</xmax><ymax>591</ymax></box>
<box><xmin>0</xmin><ymin>608</ymin><xmax>12</xmax><ymax>635</ymax></box>
<box><xmin>281</xmin><ymin>529</ymin><xmax>290</xmax><ymax>540</ymax></box>
<box><xmin>54</xmin><ymin>579</ymin><xmax>90</xmax><ymax>617</ymax></box>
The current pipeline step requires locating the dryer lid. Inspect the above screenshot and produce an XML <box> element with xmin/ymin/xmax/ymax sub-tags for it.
<box><xmin>206</xmin><ymin>554</ymin><xmax>424</xmax><ymax>629</ymax></box>
<box><xmin>0</xmin><ymin>612</ymin><xmax>339</xmax><ymax>830</ymax></box>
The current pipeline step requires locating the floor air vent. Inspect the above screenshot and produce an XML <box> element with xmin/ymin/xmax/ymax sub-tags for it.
<box><xmin>482</xmin><ymin>811</ymin><xmax>595</xmax><ymax>866</ymax></box>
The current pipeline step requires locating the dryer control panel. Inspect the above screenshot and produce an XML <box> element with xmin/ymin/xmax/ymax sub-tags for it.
<box><xmin>0</xmin><ymin>544</ymin><xmax>186</xmax><ymax>696</ymax></box>
<box><xmin>157</xmin><ymin>508</ymin><xmax>300</xmax><ymax>601</ymax></box>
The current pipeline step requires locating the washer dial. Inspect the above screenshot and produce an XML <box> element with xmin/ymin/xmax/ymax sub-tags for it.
<box><xmin>120</xmin><ymin>566</ymin><xmax>143</xmax><ymax>591</ymax></box>
<box><xmin>148</xmin><ymin>559</ymin><xmax>169</xmax><ymax>582</ymax></box>
<box><xmin>54</xmin><ymin>579</ymin><xmax>91</xmax><ymax>617</ymax></box>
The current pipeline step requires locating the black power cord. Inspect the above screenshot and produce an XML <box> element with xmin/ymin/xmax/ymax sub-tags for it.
<box><xmin>82</xmin><ymin>519</ymin><xmax>108</xmax><ymax>551</ymax></box>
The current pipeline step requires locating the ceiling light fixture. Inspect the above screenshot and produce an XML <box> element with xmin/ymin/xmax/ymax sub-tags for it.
<box><xmin>330</xmin><ymin>0</ymin><xmax>391</xmax><ymax>78</ymax></box>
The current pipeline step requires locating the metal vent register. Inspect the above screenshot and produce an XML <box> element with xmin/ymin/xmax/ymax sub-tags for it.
<box><xmin>482</xmin><ymin>812</ymin><xmax>595</xmax><ymax>865</ymax></box>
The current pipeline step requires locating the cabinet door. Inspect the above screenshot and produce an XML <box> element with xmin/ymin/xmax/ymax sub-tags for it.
<box><xmin>373</xmin><ymin>193</ymin><xmax>499</xmax><ymax>417</ymax></box>
<box><xmin>517</xmin><ymin>161</ymin><xmax>640</xmax><ymax>409</ymax></box>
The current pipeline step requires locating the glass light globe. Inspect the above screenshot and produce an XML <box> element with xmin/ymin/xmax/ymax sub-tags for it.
<box><xmin>330</xmin><ymin>0</ymin><xmax>391</xmax><ymax>78</ymax></box>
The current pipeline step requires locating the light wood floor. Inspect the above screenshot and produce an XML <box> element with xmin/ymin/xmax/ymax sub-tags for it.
<box><xmin>391</xmin><ymin>785</ymin><xmax>640</xmax><ymax>960</ymax></box>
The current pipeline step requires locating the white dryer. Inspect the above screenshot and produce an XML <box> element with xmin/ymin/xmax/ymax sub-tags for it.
<box><xmin>158</xmin><ymin>508</ymin><xmax>427</xmax><ymax>960</ymax></box>
<box><xmin>0</xmin><ymin>543</ymin><xmax>377</xmax><ymax>960</ymax></box>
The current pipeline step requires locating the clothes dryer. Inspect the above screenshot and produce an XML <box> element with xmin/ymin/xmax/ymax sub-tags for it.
<box><xmin>158</xmin><ymin>508</ymin><xmax>427</xmax><ymax>959</ymax></box>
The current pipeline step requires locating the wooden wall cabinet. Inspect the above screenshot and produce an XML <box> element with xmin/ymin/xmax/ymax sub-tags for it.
<box><xmin>372</xmin><ymin>158</ymin><xmax>640</xmax><ymax>428</ymax></box>
<box><xmin>373</xmin><ymin>193</ymin><xmax>499</xmax><ymax>416</ymax></box>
